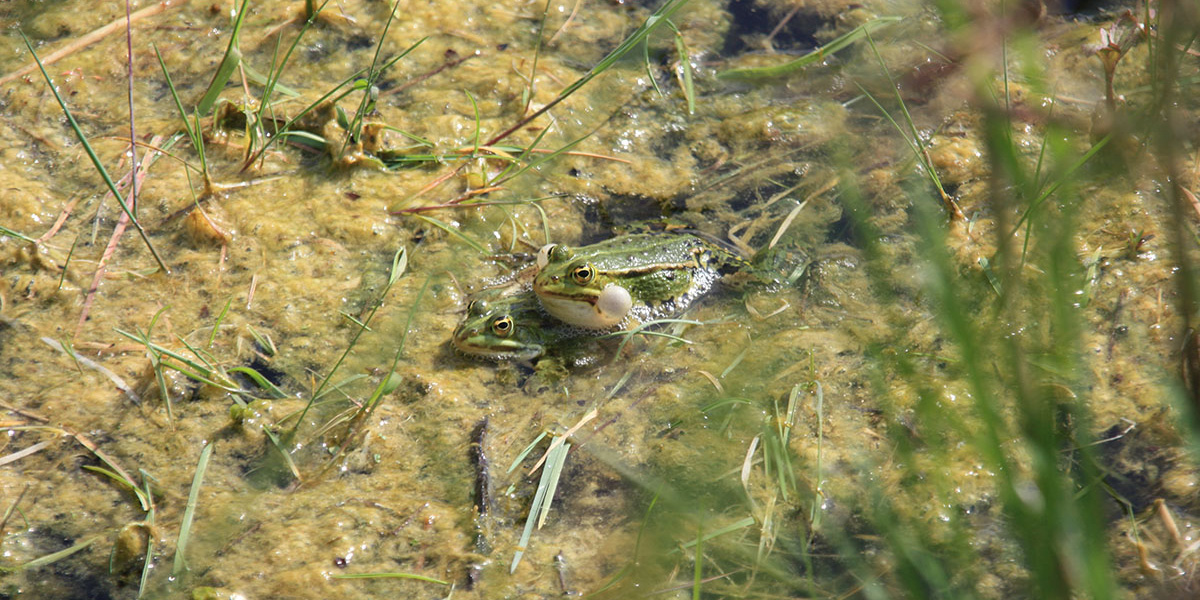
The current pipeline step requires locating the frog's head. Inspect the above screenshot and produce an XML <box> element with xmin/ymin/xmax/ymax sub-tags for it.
<box><xmin>533</xmin><ymin>243</ymin><xmax>632</xmax><ymax>329</ymax></box>
<box><xmin>452</xmin><ymin>298</ymin><xmax>546</xmax><ymax>361</ymax></box>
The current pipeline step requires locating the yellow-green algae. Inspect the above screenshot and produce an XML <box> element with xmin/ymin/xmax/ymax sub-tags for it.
<box><xmin>0</xmin><ymin>0</ymin><xmax>1198</xmax><ymax>598</ymax></box>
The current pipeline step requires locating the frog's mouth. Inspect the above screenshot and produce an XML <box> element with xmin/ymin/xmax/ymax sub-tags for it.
<box><xmin>538</xmin><ymin>284</ymin><xmax>632</xmax><ymax>329</ymax></box>
<box><xmin>453</xmin><ymin>332</ymin><xmax>544</xmax><ymax>361</ymax></box>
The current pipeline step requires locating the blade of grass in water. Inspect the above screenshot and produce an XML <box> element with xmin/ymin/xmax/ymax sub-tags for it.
<box><xmin>510</xmin><ymin>436</ymin><xmax>570</xmax><ymax>573</ymax></box>
<box><xmin>414</xmin><ymin>216</ymin><xmax>488</xmax><ymax>253</ymax></box>
<box><xmin>0</xmin><ymin>225</ymin><xmax>36</xmax><ymax>243</ymax></box>
<box><xmin>21</xmin><ymin>32</ymin><xmax>169</xmax><ymax>274</ymax></box>
<box><xmin>196</xmin><ymin>0</ymin><xmax>250</xmax><ymax>115</ymax></box>
<box><xmin>172</xmin><ymin>442</ymin><xmax>214</xmax><ymax>577</ymax></box>
<box><xmin>600</xmin><ymin>318</ymin><xmax>703</xmax><ymax>358</ymax></box>
<box><xmin>308</xmin><ymin>273</ymin><xmax>430</xmax><ymax>485</ymax></box>
<box><xmin>136</xmin><ymin>479</ymin><xmax>156</xmax><ymax>598</ymax></box>
<box><xmin>227</xmin><ymin>367</ymin><xmax>287</xmax><ymax>398</ymax></box>
<box><xmin>668</xmin><ymin>20</ymin><xmax>695</xmax><ymax>114</ymax></box>
<box><xmin>56</xmin><ymin>235</ymin><xmax>80</xmax><ymax>291</ymax></box>
<box><xmin>81</xmin><ymin>465</ymin><xmax>151</xmax><ymax>511</ymax></box>
<box><xmin>206</xmin><ymin>297</ymin><xmax>233</xmax><ymax>348</ymax></box>
<box><xmin>331</xmin><ymin>572</ymin><xmax>449</xmax><ymax>584</ymax></box>
<box><xmin>485</xmin><ymin>0</ymin><xmax>692</xmax><ymax>147</ymax></box>
<box><xmin>674</xmin><ymin>516</ymin><xmax>756</xmax><ymax>551</ymax></box>
<box><xmin>857</xmin><ymin>31</ymin><xmax>949</xmax><ymax>205</ymax></box>
<box><xmin>295</xmin><ymin>247</ymin><xmax>409</xmax><ymax>435</ymax></box>
<box><xmin>508</xmin><ymin>431</ymin><xmax>550</xmax><ymax>474</ymax></box>
<box><xmin>340</xmin><ymin>2</ymin><xmax>425</xmax><ymax>153</ymax></box>
<box><xmin>154</xmin><ymin>46</ymin><xmax>208</xmax><ymax>181</ymax></box>
<box><xmin>13</xmin><ymin>535</ymin><xmax>103</xmax><ymax>571</ymax></box>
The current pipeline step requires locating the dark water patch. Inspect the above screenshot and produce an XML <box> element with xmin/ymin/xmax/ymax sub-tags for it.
<box><xmin>579</xmin><ymin>192</ymin><xmax>687</xmax><ymax>237</ymax></box>
<box><xmin>1094</xmin><ymin>417</ymin><xmax>1187</xmax><ymax>514</ymax></box>
<box><xmin>722</xmin><ymin>0</ymin><xmax>826</xmax><ymax>56</ymax></box>
<box><xmin>9</xmin><ymin>530</ymin><xmax>116</xmax><ymax>600</ymax></box>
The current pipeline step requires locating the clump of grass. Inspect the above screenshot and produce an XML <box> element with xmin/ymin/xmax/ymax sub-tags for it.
<box><xmin>19</xmin><ymin>32</ymin><xmax>169</xmax><ymax>274</ymax></box>
<box><xmin>821</xmin><ymin>3</ymin><xmax>1200</xmax><ymax>597</ymax></box>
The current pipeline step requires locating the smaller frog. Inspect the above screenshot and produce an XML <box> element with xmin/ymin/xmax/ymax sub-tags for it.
<box><xmin>531</xmin><ymin>232</ymin><xmax>747</xmax><ymax>329</ymax></box>
<box><xmin>452</xmin><ymin>289</ymin><xmax>585</xmax><ymax>362</ymax></box>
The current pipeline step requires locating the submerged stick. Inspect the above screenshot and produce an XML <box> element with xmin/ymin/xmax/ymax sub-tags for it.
<box><xmin>469</xmin><ymin>417</ymin><xmax>492</xmax><ymax>554</ymax></box>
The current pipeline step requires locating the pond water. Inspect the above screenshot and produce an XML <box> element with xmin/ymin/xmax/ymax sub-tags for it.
<box><xmin>1</xmin><ymin>0</ymin><xmax>1199</xmax><ymax>598</ymax></box>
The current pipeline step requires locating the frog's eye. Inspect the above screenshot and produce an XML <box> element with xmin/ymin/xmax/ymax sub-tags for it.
<box><xmin>490</xmin><ymin>315</ymin><xmax>514</xmax><ymax>337</ymax></box>
<box><xmin>571</xmin><ymin>264</ymin><xmax>595</xmax><ymax>285</ymax></box>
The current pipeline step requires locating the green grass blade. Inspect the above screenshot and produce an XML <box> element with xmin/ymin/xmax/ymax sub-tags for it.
<box><xmin>413</xmin><ymin>215</ymin><xmax>488</xmax><ymax>253</ymax></box>
<box><xmin>207</xmin><ymin>297</ymin><xmax>233</xmax><ymax>348</ymax></box>
<box><xmin>262</xmin><ymin>426</ymin><xmax>301</xmax><ymax>482</ymax></box>
<box><xmin>246</xmin><ymin>325</ymin><xmax>277</xmax><ymax>357</ymax></box>
<box><xmin>511</xmin><ymin>437</ymin><xmax>570</xmax><ymax>573</ymax></box>
<box><xmin>362</xmin><ymin>272</ymin><xmax>427</xmax><ymax>414</ymax></box>
<box><xmin>674</xmin><ymin>516</ymin><xmax>756</xmax><ymax>551</ymax></box>
<box><xmin>692</xmin><ymin>522</ymin><xmax>703</xmax><ymax>600</ymax></box>
<box><xmin>81</xmin><ymin>465</ymin><xmax>151</xmax><ymax>511</ymax></box>
<box><xmin>0</xmin><ymin>225</ymin><xmax>36</xmax><ymax>243</ymax></box>
<box><xmin>172</xmin><ymin>442</ymin><xmax>214</xmax><ymax>577</ymax></box>
<box><xmin>137</xmin><ymin>481</ymin><xmax>156</xmax><ymax>598</ymax></box>
<box><xmin>196</xmin><ymin>0</ymin><xmax>250</xmax><ymax>115</ymax></box>
<box><xmin>331</xmin><ymin>572</ymin><xmax>448</xmax><ymax>584</ymax></box>
<box><xmin>387</xmin><ymin>246</ymin><xmax>409</xmax><ymax>286</ymax></box>
<box><xmin>21</xmin><ymin>31</ymin><xmax>169</xmax><ymax>274</ymax></box>
<box><xmin>492</xmin><ymin>131</ymin><xmax>590</xmax><ymax>188</ymax></box>
<box><xmin>254</xmin><ymin>1</ymin><xmax>329</xmax><ymax>140</ymax></box>
<box><xmin>340</xmin><ymin>5</ymin><xmax>425</xmax><ymax>151</ymax></box>
<box><xmin>56</xmin><ymin>235</ymin><xmax>80</xmax><ymax>291</ymax></box>
<box><xmin>1010</xmin><ymin>134</ymin><xmax>1111</xmax><ymax>235</ymax></box>
<box><xmin>227</xmin><ymin>366</ymin><xmax>287</xmax><ymax>398</ymax></box>
<box><xmin>16</xmin><ymin>535</ymin><xmax>103</xmax><ymax>571</ymax></box>
<box><xmin>485</xmin><ymin>0</ymin><xmax>691</xmax><ymax>147</ymax></box>
<box><xmin>153</xmin><ymin>47</ymin><xmax>206</xmax><ymax>175</ymax></box>
<box><xmin>240</xmin><ymin>62</ymin><xmax>299</xmax><ymax>98</ymax></box>
<box><xmin>669</xmin><ymin>21</ymin><xmax>695</xmax><ymax>114</ymax></box>
<box><xmin>508</xmin><ymin>431</ymin><xmax>549</xmax><ymax>474</ymax></box>
<box><xmin>297</xmin><ymin>248</ymin><xmax>409</xmax><ymax>434</ymax></box>
<box><xmin>536</xmin><ymin>440</ymin><xmax>570</xmax><ymax>529</ymax></box>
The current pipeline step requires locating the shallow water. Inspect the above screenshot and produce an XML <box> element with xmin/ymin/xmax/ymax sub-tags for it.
<box><xmin>1</xmin><ymin>0</ymin><xmax>1198</xmax><ymax>598</ymax></box>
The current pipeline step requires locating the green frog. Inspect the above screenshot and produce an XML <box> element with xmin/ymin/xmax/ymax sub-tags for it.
<box><xmin>531</xmin><ymin>231</ymin><xmax>747</xmax><ymax>329</ymax></box>
<box><xmin>452</xmin><ymin>289</ymin><xmax>585</xmax><ymax>362</ymax></box>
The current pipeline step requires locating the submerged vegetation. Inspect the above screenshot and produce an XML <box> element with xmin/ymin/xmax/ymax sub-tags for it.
<box><xmin>1</xmin><ymin>0</ymin><xmax>1199</xmax><ymax>598</ymax></box>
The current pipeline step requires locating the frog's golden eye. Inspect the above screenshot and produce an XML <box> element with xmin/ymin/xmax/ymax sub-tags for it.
<box><xmin>570</xmin><ymin>264</ymin><xmax>595</xmax><ymax>285</ymax></box>
<box><xmin>490</xmin><ymin>315</ymin><xmax>514</xmax><ymax>337</ymax></box>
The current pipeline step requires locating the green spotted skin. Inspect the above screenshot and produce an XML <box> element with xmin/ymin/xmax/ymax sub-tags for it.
<box><xmin>532</xmin><ymin>232</ymin><xmax>748</xmax><ymax>329</ymax></box>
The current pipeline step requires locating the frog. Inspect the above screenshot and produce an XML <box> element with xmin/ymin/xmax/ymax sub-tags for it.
<box><xmin>451</xmin><ymin>289</ymin><xmax>586</xmax><ymax>362</ymax></box>
<box><xmin>531</xmin><ymin>231</ymin><xmax>748</xmax><ymax>329</ymax></box>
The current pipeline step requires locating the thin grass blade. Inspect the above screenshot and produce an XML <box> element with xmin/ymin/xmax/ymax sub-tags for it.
<box><xmin>21</xmin><ymin>32</ymin><xmax>169</xmax><ymax>273</ymax></box>
<box><xmin>196</xmin><ymin>0</ymin><xmax>250</xmax><ymax>115</ymax></box>
<box><xmin>172</xmin><ymin>442</ymin><xmax>215</xmax><ymax>577</ymax></box>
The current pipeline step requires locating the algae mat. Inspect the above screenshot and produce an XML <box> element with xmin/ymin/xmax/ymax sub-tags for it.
<box><xmin>2</xmin><ymin>0</ymin><xmax>1199</xmax><ymax>598</ymax></box>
